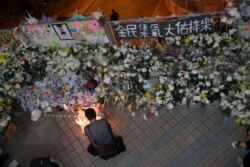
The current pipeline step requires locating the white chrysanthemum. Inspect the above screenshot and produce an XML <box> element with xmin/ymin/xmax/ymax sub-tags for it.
<box><xmin>226</xmin><ymin>76</ymin><xmax>232</xmax><ymax>82</ymax></box>
<box><xmin>234</xmin><ymin>73</ymin><xmax>242</xmax><ymax>81</ymax></box>
<box><xmin>59</xmin><ymin>51</ymin><xmax>68</xmax><ymax>57</ymax></box>
<box><xmin>191</xmin><ymin>70</ymin><xmax>198</xmax><ymax>74</ymax></box>
<box><xmin>205</xmin><ymin>81</ymin><xmax>211</xmax><ymax>87</ymax></box>
<box><xmin>113</xmin><ymin>45</ymin><xmax>118</xmax><ymax>50</ymax></box>
<box><xmin>232</xmin><ymin>101</ymin><xmax>238</xmax><ymax>106</ymax></box>
<box><xmin>102</xmin><ymin>61</ymin><xmax>108</xmax><ymax>66</ymax></box>
<box><xmin>138</xmin><ymin>75</ymin><xmax>144</xmax><ymax>83</ymax></box>
<box><xmin>167</xmin><ymin>103</ymin><xmax>174</xmax><ymax>110</ymax></box>
<box><xmin>4</xmin><ymin>84</ymin><xmax>9</xmax><ymax>90</ymax></box>
<box><xmin>124</xmin><ymin>64</ymin><xmax>130</xmax><ymax>68</ymax></box>
<box><xmin>57</xmin><ymin>68</ymin><xmax>67</xmax><ymax>76</ymax></box>
<box><xmin>156</xmin><ymin>97</ymin><xmax>163</xmax><ymax>105</ymax></box>
<box><xmin>226</xmin><ymin>18</ymin><xmax>234</xmax><ymax>25</ymax></box>
<box><xmin>131</xmin><ymin>73</ymin><xmax>137</xmax><ymax>77</ymax></box>
<box><xmin>229</xmin><ymin>29</ymin><xmax>237</xmax><ymax>35</ymax></box>
<box><xmin>156</xmin><ymin>90</ymin><xmax>164</xmax><ymax>96</ymax></box>
<box><xmin>87</xmin><ymin>61</ymin><xmax>92</xmax><ymax>67</ymax></box>
<box><xmin>103</xmin><ymin>75</ymin><xmax>111</xmax><ymax>84</ymax></box>
<box><xmin>182</xmin><ymin>97</ymin><xmax>187</xmax><ymax>105</ymax></box>
<box><xmin>178</xmin><ymin>89</ymin><xmax>184</xmax><ymax>93</ymax></box>
<box><xmin>198</xmin><ymin>75</ymin><xmax>203</xmax><ymax>79</ymax></box>
<box><xmin>175</xmin><ymin>36</ymin><xmax>181</xmax><ymax>41</ymax></box>
<box><xmin>203</xmin><ymin>99</ymin><xmax>210</xmax><ymax>104</ymax></box>
<box><xmin>238</xmin><ymin>104</ymin><xmax>246</xmax><ymax>111</ymax></box>
<box><xmin>213</xmin><ymin>87</ymin><xmax>219</xmax><ymax>93</ymax></box>
<box><xmin>103</xmin><ymin>68</ymin><xmax>108</xmax><ymax>72</ymax></box>
<box><xmin>219</xmin><ymin>85</ymin><xmax>225</xmax><ymax>89</ymax></box>
<box><xmin>144</xmin><ymin>55</ymin><xmax>150</xmax><ymax>60</ymax></box>
<box><xmin>168</xmin><ymin>84</ymin><xmax>174</xmax><ymax>91</ymax></box>
<box><xmin>220</xmin><ymin>92</ymin><xmax>225</xmax><ymax>97</ymax></box>
<box><xmin>159</xmin><ymin>76</ymin><xmax>167</xmax><ymax>84</ymax></box>
<box><xmin>221</xmin><ymin>16</ymin><xmax>227</xmax><ymax>23</ymax></box>
<box><xmin>184</xmin><ymin>73</ymin><xmax>190</xmax><ymax>79</ymax></box>
<box><xmin>73</xmin><ymin>47</ymin><xmax>78</xmax><ymax>53</ymax></box>
<box><xmin>141</xmin><ymin>68</ymin><xmax>147</xmax><ymax>73</ymax></box>
<box><xmin>15</xmin><ymin>84</ymin><xmax>21</xmax><ymax>89</ymax></box>
<box><xmin>109</xmin><ymin>71</ymin><xmax>115</xmax><ymax>77</ymax></box>
<box><xmin>220</xmin><ymin>101</ymin><xmax>225</xmax><ymax>107</ymax></box>
<box><xmin>193</xmin><ymin>96</ymin><xmax>201</xmax><ymax>101</ymax></box>
<box><xmin>213</xmin><ymin>42</ymin><xmax>219</xmax><ymax>48</ymax></box>
<box><xmin>9</xmin><ymin>90</ymin><xmax>16</xmax><ymax>97</ymax></box>
<box><xmin>126</xmin><ymin>73</ymin><xmax>131</xmax><ymax>77</ymax></box>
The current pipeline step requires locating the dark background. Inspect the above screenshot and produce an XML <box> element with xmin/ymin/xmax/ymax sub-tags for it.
<box><xmin>0</xmin><ymin>0</ymin><xmax>74</xmax><ymax>29</ymax></box>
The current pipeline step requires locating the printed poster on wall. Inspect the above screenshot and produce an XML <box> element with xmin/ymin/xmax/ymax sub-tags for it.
<box><xmin>13</xmin><ymin>20</ymin><xmax>110</xmax><ymax>47</ymax></box>
<box><xmin>52</xmin><ymin>23</ymin><xmax>73</xmax><ymax>40</ymax></box>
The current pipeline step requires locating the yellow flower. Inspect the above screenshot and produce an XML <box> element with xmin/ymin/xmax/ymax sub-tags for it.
<box><xmin>199</xmin><ymin>92</ymin><xmax>207</xmax><ymax>99</ymax></box>
<box><xmin>238</xmin><ymin>81</ymin><xmax>249</xmax><ymax>91</ymax></box>
<box><xmin>66</xmin><ymin>47</ymin><xmax>72</xmax><ymax>53</ymax></box>
<box><xmin>155</xmin><ymin>43</ymin><xmax>164</xmax><ymax>53</ymax></box>
<box><xmin>0</xmin><ymin>57</ymin><xmax>6</xmax><ymax>64</ymax></box>
<box><xmin>184</xmin><ymin>36</ymin><xmax>190</xmax><ymax>44</ymax></box>
<box><xmin>146</xmin><ymin>104</ymin><xmax>152</xmax><ymax>110</ymax></box>
<box><xmin>202</xmin><ymin>60</ymin><xmax>209</xmax><ymax>66</ymax></box>
<box><xmin>235</xmin><ymin>117</ymin><xmax>242</xmax><ymax>126</ymax></box>
<box><xmin>60</xmin><ymin>47</ymin><xmax>72</xmax><ymax>54</ymax></box>
<box><xmin>145</xmin><ymin>92</ymin><xmax>154</xmax><ymax>100</ymax></box>
<box><xmin>156</xmin><ymin>83</ymin><xmax>163</xmax><ymax>90</ymax></box>
<box><xmin>0</xmin><ymin>54</ymin><xmax>8</xmax><ymax>64</ymax></box>
<box><xmin>239</xmin><ymin>66</ymin><xmax>248</xmax><ymax>75</ymax></box>
<box><xmin>0</xmin><ymin>101</ymin><xmax>4</xmax><ymax>106</ymax></box>
<box><xmin>9</xmin><ymin>84</ymin><xmax>17</xmax><ymax>89</ymax></box>
<box><xmin>97</xmin><ymin>68</ymin><xmax>104</xmax><ymax>78</ymax></box>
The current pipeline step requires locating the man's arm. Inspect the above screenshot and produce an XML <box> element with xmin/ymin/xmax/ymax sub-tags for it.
<box><xmin>106</xmin><ymin>121</ymin><xmax>114</xmax><ymax>138</ymax></box>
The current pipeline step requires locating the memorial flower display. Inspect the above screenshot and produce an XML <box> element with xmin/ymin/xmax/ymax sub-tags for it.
<box><xmin>0</xmin><ymin>27</ymin><xmax>249</xmax><ymax>127</ymax></box>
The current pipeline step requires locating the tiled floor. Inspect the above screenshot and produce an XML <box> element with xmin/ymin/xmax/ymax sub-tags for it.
<box><xmin>1</xmin><ymin>103</ymin><xmax>246</xmax><ymax>167</ymax></box>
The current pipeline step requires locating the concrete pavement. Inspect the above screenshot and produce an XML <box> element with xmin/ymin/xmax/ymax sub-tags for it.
<box><xmin>1</xmin><ymin>103</ymin><xmax>246</xmax><ymax>167</ymax></box>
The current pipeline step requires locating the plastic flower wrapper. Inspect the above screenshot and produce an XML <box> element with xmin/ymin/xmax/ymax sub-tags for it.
<box><xmin>228</xmin><ymin>7</ymin><xmax>240</xmax><ymax>19</ymax></box>
<box><xmin>91</xmin><ymin>12</ymin><xmax>103</xmax><ymax>20</ymax></box>
<box><xmin>150</xmin><ymin>105</ymin><xmax>159</xmax><ymax>117</ymax></box>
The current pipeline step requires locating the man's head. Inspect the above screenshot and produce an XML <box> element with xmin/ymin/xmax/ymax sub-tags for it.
<box><xmin>112</xmin><ymin>9</ymin><xmax>115</xmax><ymax>12</ymax></box>
<box><xmin>85</xmin><ymin>108</ymin><xmax>96</xmax><ymax>121</ymax></box>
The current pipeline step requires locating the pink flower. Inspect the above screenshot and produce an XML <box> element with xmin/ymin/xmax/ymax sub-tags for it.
<box><xmin>72</xmin><ymin>22</ymin><xmax>81</xmax><ymax>29</ymax></box>
<box><xmin>87</xmin><ymin>20</ymin><xmax>99</xmax><ymax>31</ymax></box>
